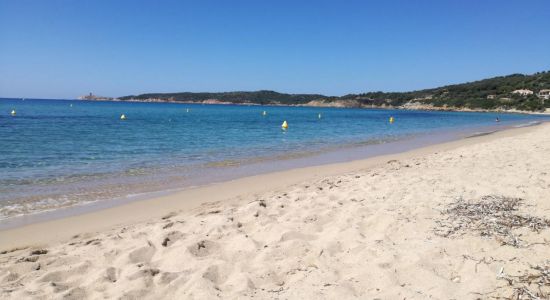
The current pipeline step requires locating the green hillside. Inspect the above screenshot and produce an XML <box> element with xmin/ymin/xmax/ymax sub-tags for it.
<box><xmin>345</xmin><ymin>71</ymin><xmax>550</xmax><ymax>111</ymax></box>
<box><xmin>118</xmin><ymin>71</ymin><xmax>550</xmax><ymax>111</ymax></box>
<box><xmin>119</xmin><ymin>90</ymin><xmax>329</xmax><ymax>105</ymax></box>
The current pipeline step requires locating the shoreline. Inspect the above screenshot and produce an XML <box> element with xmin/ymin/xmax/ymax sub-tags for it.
<box><xmin>2</xmin><ymin>97</ymin><xmax>549</xmax><ymax>115</ymax></box>
<box><xmin>0</xmin><ymin>124</ymin><xmax>492</xmax><ymax>229</ymax></box>
<box><xmin>3</xmin><ymin>97</ymin><xmax>548</xmax><ymax>230</ymax></box>
<box><xmin>1</xmin><ymin>121</ymin><xmax>549</xmax><ymax>298</ymax></box>
<box><xmin>0</xmin><ymin>122</ymin><xmax>544</xmax><ymax>250</ymax></box>
<box><xmin>80</xmin><ymin>99</ymin><xmax>550</xmax><ymax>115</ymax></box>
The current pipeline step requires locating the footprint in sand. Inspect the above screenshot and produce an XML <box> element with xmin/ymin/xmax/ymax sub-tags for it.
<box><xmin>187</xmin><ymin>240</ymin><xmax>219</xmax><ymax>257</ymax></box>
<box><xmin>159</xmin><ymin>272</ymin><xmax>179</xmax><ymax>284</ymax></box>
<box><xmin>120</xmin><ymin>289</ymin><xmax>150</xmax><ymax>300</ymax></box>
<box><xmin>84</xmin><ymin>238</ymin><xmax>101</xmax><ymax>246</ymax></box>
<box><xmin>3</xmin><ymin>272</ymin><xmax>19</xmax><ymax>283</ymax></box>
<box><xmin>29</xmin><ymin>249</ymin><xmax>48</xmax><ymax>255</ymax></box>
<box><xmin>63</xmin><ymin>287</ymin><xmax>86</xmax><ymax>300</ymax></box>
<box><xmin>105</xmin><ymin>267</ymin><xmax>118</xmax><ymax>282</ymax></box>
<box><xmin>128</xmin><ymin>268</ymin><xmax>160</xmax><ymax>280</ymax></box>
<box><xmin>40</xmin><ymin>270</ymin><xmax>64</xmax><ymax>283</ymax></box>
<box><xmin>202</xmin><ymin>264</ymin><xmax>233</xmax><ymax>288</ymax></box>
<box><xmin>40</xmin><ymin>261</ymin><xmax>91</xmax><ymax>285</ymax></box>
<box><xmin>128</xmin><ymin>243</ymin><xmax>156</xmax><ymax>264</ymax></box>
<box><xmin>50</xmin><ymin>282</ymin><xmax>69</xmax><ymax>293</ymax></box>
<box><xmin>202</xmin><ymin>265</ymin><xmax>222</xmax><ymax>285</ymax></box>
<box><xmin>162</xmin><ymin>222</ymin><xmax>174</xmax><ymax>229</ymax></box>
<box><xmin>161</xmin><ymin>231</ymin><xmax>184</xmax><ymax>247</ymax></box>
<box><xmin>161</xmin><ymin>212</ymin><xmax>177</xmax><ymax>220</ymax></box>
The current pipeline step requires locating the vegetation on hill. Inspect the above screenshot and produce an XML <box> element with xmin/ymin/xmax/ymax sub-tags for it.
<box><xmin>118</xmin><ymin>71</ymin><xmax>550</xmax><ymax>111</ymax></box>
<box><xmin>119</xmin><ymin>90</ymin><xmax>328</xmax><ymax>105</ymax></box>
<box><xmin>346</xmin><ymin>71</ymin><xmax>550</xmax><ymax>111</ymax></box>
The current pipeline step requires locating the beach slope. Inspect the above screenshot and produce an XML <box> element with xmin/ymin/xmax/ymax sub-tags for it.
<box><xmin>1</xmin><ymin>124</ymin><xmax>550</xmax><ymax>299</ymax></box>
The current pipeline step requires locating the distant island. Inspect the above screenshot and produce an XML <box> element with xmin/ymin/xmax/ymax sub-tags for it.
<box><xmin>78</xmin><ymin>92</ymin><xmax>114</xmax><ymax>101</ymax></box>
<box><xmin>84</xmin><ymin>71</ymin><xmax>550</xmax><ymax>112</ymax></box>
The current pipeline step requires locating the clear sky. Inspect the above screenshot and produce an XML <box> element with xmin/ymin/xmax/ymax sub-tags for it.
<box><xmin>1</xmin><ymin>0</ymin><xmax>550</xmax><ymax>99</ymax></box>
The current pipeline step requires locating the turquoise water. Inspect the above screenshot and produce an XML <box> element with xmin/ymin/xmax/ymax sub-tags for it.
<box><xmin>0</xmin><ymin>98</ymin><xmax>548</xmax><ymax>220</ymax></box>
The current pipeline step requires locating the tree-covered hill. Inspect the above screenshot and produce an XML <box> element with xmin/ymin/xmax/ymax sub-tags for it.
<box><xmin>345</xmin><ymin>71</ymin><xmax>550</xmax><ymax>111</ymax></box>
<box><xmin>117</xmin><ymin>71</ymin><xmax>550</xmax><ymax>111</ymax></box>
<box><xmin>119</xmin><ymin>90</ymin><xmax>330</xmax><ymax>105</ymax></box>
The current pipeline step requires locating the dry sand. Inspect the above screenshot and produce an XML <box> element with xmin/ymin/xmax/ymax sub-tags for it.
<box><xmin>1</xmin><ymin>123</ymin><xmax>549</xmax><ymax>299</ymax></box>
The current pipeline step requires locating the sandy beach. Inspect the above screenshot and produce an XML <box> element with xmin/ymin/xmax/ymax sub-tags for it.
<box><xmin>1</xmin><ymin>123</ymin><xmax>549</xmax><ymax>299</ymax></box>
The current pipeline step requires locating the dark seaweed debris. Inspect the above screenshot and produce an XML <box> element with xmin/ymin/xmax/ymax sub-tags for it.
<box><xmin>497</xmin><ymin>263</ymin><xmax>550</xmax><ymax>299</ymax></box>
<box><xmin>434</xmin><ymin>195</ymin><xmax>550</xmax><ymax>247</ymax></box>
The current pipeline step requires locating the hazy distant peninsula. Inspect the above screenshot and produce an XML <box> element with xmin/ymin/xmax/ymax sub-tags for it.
<box><xmin>78</xmin><ymin>92</ymin><xmax>114</xmax><ymax>101</ymax></box>
<box><xmin>110</xmin><ymin>71</ymin><xmax>550</xmax><ymax>112</ymax></box>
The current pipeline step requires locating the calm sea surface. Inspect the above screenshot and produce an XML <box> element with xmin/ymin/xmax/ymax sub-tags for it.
<box><xmin>1</xmin><ymin>98</ymin><xmax>548</xmax><ymax>222</ymax></box>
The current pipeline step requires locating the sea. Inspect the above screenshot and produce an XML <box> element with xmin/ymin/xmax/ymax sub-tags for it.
<box><xmin>1</xmin><ymin>98</ymin><xmax>548</xmax><ymax>227</ymax></box>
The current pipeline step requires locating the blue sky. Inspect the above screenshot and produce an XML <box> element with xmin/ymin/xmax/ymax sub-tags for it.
<box><xmin>1</xmin><ymin>0</ymin><xmax>549</xmax><ymax>99</ymax></box>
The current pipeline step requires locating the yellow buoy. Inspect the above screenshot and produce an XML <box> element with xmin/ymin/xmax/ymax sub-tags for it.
<box><xmin>389</xmin><ymin>116</ymin><xmax>394</xmax><ymax>124</ymax></box>
<box><xmin>262</xmin><ymin>110</ymin><xmax>267</xmax><ymax>116</ymax></box>
<box><xmin>281</xmin><ymin>120</ymin><xmax>288</xmax><ymax>130</ymax></box>
<box><xmin>11</xmin><ymin>110</ymin><xmax>16</xmax><ymax>116</ymax></box>
<box><xmin>120</xmin><ymin>114</ymin><xmax>126</xmax><ymax>120</ymax></box>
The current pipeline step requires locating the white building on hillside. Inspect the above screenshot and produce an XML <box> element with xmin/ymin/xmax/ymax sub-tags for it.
<box><xmin>511</xmin><ymin>89</ymin><xmax>533</xmax><ymax>96</ymax></box>
<box><xmin>538</xmin><ymin>89</ymin><xmax>550</xmax><ymax>100</ymax></box>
